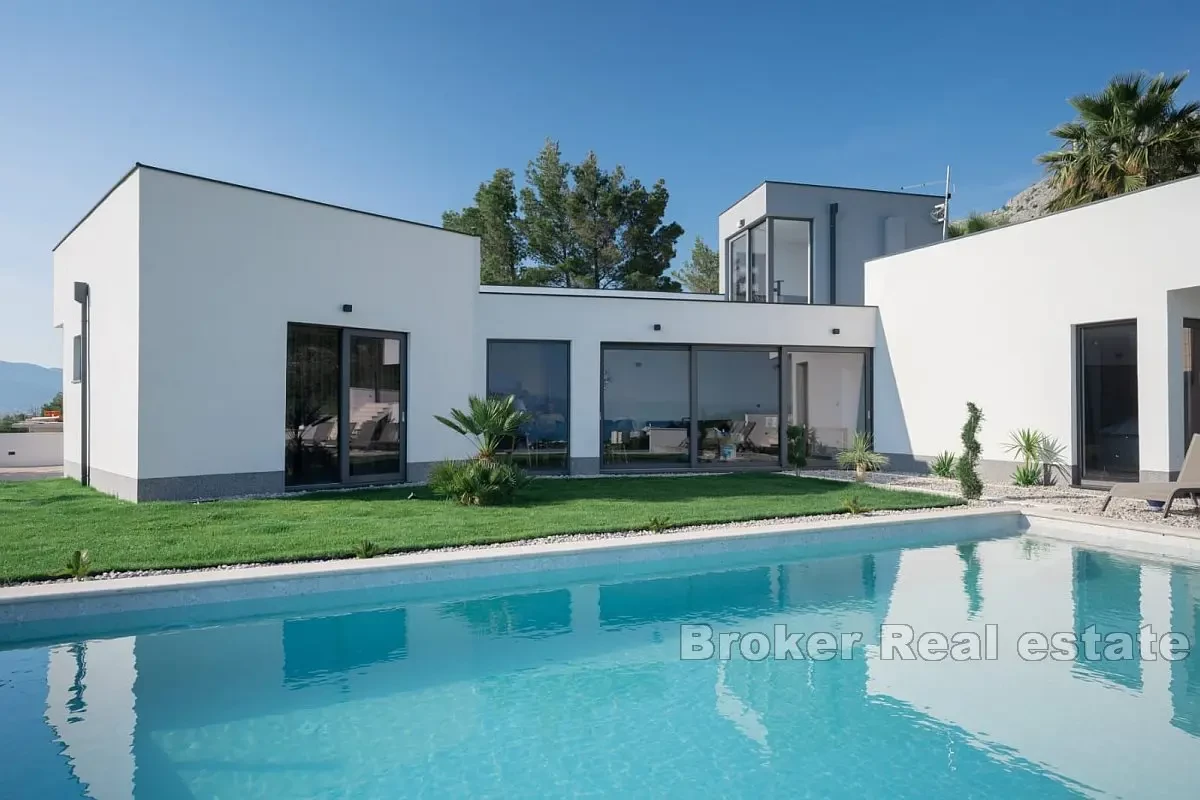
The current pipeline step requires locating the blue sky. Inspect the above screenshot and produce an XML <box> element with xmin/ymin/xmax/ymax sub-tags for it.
<box><xmin>3</xmin><ymin>0</ymin><xmax>1199</xmax><ymax>368</ymax></box>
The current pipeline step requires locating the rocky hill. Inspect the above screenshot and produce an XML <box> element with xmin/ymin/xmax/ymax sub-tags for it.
<box><xmin>998</xmin><ymin>178</ymin><xmax>1056</xmax><ymax>222</ymax></box>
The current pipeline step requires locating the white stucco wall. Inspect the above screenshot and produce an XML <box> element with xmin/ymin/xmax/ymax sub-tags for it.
<box><xmin>51</xmin><ymin>170</ymin><xmax>141</xmax><ymax>483</ymax></box>
<box><xmin>476</xmin><ymin>288</ymin><xmax>876</xmax><ymax>461</ymax></box>
<box><xmin>718</xmin><ymin>183</ymin><xmax>943</xmax><ymax>304</ymax></box>
<box><xmin>866</xmin><ymin>174</ymin><xmax>1200</xmax><ymax>478</ymax></box>
<box><xmin>135</xmin><ymin>168</ymin><xmax>481</xmax><ymax>480</ymax></box>
<box><xmin>0</xmin><ymin>432</ymin><xmax>62</xmax><ymax>467</ymax></box>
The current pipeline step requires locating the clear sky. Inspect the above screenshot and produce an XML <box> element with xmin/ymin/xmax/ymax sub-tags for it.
<box><xmin>3</xmin><ymin>0</ymin><xmax>1199</xmax><ymax>368</ymax></box>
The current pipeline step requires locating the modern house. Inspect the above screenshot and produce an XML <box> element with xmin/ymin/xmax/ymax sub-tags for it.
<box><xmin>52</xmin><ymin>165</ymin><xmax>942</xmax><ymax>501</ymax></box>
<box><xmin>53</xmin><ymin>162</ymin><xmax>1199</xmax><ymax>502</ymax></box>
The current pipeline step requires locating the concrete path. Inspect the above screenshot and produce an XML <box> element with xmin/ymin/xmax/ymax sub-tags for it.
<box><xmin>0</xmin><ymin>465</ymin><xmax>61</xmax><ymax>482</ymax></box>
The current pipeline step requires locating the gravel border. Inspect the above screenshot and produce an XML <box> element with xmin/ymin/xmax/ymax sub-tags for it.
<box><xmin>800</xmin><ymin>468</ymin><xmax>1200</xmax><ymax>530</ymax></box>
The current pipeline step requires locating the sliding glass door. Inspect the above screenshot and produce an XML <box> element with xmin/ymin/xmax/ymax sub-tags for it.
<box><xmin>600</xmin><ymin>344</ymin><xmax>869</xmax><ymax>471</ymax></box>
<box><xmin>725</xmin><ymin>218</ymin><xmax>813</xmax><ymax>304</ymax></box>
<box><xmin>785</xmin><ymin>349</ymin><xmax>870</xmax><ymax>466</ymax></box>
<box><xmin>487</xmin><ymin>340</ymin><xmax>571</xmax><ymax>472</ymax></box>
<box><xmin>1078</xmin><ymin>321</ymin><xmax>1138</xmax><ymax>482</ymax></box>
<box><xmin>286</xmin><ymin>324</ymin><xmax>406</xmax><ymax>487</ymax></box>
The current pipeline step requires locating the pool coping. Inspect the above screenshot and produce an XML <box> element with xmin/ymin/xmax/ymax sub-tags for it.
<box><xmin>0</xmin><ymin>506</ymin><xmax>1018</xmax><ymax>616</ymax></box>
<box><xmin>5</xmin><ymin>504</ymin><xmax>1200</xmax><ymax>628</ymax></box>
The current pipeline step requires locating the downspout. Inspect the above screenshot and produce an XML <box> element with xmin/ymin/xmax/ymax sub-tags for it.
<box><xmin>828</xmin><ymin>203</ymin><xmax>838</xmax><ymax>305</ymax></box>
<box><xmin>73</xmin><ymin>281</ymin><xmax>89</xmax><ymax>487</ymax></box>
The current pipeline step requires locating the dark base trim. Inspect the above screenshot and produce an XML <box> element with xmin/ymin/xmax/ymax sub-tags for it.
<box><xmin>881</xmin><ymin>452</ymin><xmax>1082</xmax><ymax>486</ymax></box>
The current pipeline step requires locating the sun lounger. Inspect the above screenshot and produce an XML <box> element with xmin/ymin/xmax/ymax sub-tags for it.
<box><xmin>1101</xmin><ymin>434</ymin><xmax>1200</xmax><ymax>518</ymax></box>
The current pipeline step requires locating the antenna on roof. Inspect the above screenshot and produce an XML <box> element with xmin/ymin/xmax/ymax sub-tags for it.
<box><xmin>902</xmin><ymin>165</ymin><xmax>953</xmax><ymax>240</ymax></box>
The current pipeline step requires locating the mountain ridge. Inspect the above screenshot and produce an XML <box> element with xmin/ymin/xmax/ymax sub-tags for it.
<box><xmin>0</xmin><ymin>361</ymin><xmax>63</xmax><ymax>414</ymax></box>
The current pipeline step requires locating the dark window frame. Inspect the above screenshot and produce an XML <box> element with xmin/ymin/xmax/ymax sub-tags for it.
<box><xmin>486</xmin><ymin>338</ymin><xmax>573</xmax><ymax>474</ymax></box>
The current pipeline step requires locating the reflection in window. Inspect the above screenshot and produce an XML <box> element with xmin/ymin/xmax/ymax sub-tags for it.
<box><xmin>1079</xmin><ymin>322</ymin><xmax>1139</xmax><ymax>481</ymax></box>
<box><xmin>729</xmin><ymin>233</ymin><xmax>749</xmax><ymax>301</ymax></box>
<box><xmin>349</xmin><ymin>335</ymin><xmax>403</xmax><ymax>477</ymax></box>
<box><xmin>487</xmin><ymin>341</ymin><xmax>570</xmax><ymax>472</ymax></box>
<box><xmin>786</xmin><ymin>350</ymin><xmax>867</xmax><ymax>464</ymax></box>
<box><xmin>749</xmin><ymin>223</ymin><xmax>768</xmax><ymax>302</ymax></box>
<box><xmin>1072</xmin><ymin>551</ymin><xmax>1142</xmax><ymax>690</ymax></box>
<box><xmin>696</xmin><ymin>350</ymin><xmax>780</xmax><ymax>465</ymax></box>
<box><xmin>771</xmin><ymin>219</ymin><xmax>810</xmax><ymax>303</ymax></box>
<box><xmin>441</xmin><ymin>589</ymin><xmax>572</xmax><ymax>638</ymax></box>
<box><xmin>285</xmin><ymin>324</ymin><xmax>341</xmax><ymax>486</ymax></box>
<box><xmin>283</xmin><ymin>609</ymin><xmax>407</xmax><ymax>686</ymax></box>
<box><xmin>602</xmin><ymin>347</ymin><xmax>690</xmax><ymax>467</ymax></box>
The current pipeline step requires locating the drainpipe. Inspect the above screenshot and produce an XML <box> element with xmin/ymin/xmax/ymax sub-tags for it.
<box><xmin>828</xmin><ymin>203</ymin><xmax>839</xmax><ymax>305</ymax></box>
<box><xmin>73</xmin><ymin>281</ymin><xmax>89</xmax><ymax>487</ymax></box>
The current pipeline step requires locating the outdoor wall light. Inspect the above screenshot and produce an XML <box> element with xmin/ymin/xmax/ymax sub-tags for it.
<box><xmin>342</xmin><ymin>304</ymin><xmax>353</xmax><ymax>313</ymax></box>
<box><xmin>831</xmin><ymin>328</ymin><xmax>841</xmax><ymax>335</ymax></box>
<box><xmin>653</xmin><ymin>323</ymin><xmax>662</xmax><ymax>331</ymax></box>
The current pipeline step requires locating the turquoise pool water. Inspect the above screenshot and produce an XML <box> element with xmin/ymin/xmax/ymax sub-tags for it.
<box><xmin>3</xmin><ymin>532</ymin><xmax>1200</xmax><ymax>798</ymax></box>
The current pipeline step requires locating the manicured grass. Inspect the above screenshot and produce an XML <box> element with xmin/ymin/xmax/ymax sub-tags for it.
<box><xmin>0</xmin><ymin>474</ymin><xmax>962</xmax><ymax>583</ymax></box>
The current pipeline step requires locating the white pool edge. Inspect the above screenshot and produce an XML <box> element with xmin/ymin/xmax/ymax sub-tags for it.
<box><xmin>0</xmin><ymin>506</ymin><xmax>1018</xmax><ymax>625</ymax></box>
<box><xmin>5</xmin><ymin>505</ymin><xmax>1200</xmax><ymax>627</ymax></box>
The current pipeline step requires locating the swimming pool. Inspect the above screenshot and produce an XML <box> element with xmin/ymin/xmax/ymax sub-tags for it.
<box><xmin>2</xmin><ymin>522</ymin><xmax>1199</xmax><ymax>798</ymax></box>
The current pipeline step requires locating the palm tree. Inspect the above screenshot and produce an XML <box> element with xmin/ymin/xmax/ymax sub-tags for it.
<box><xmin>948</xmin><ymin>212</ymin><xmax>1008</xmax><ymax>238</ymax></box>
<box><xmin>434</xmin><ymin>394</ymin><xmax>532</xmax><ymax>460</ymax></box>
<box><xmin>1038</xmin><ymin>72</ymin><xmax>1200</xmax><ymax>212</ymax></box>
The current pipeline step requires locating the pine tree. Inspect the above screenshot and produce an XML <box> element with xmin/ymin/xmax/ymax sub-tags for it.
<box><xmin>677</xmin><ymin>236</ymin><xmax>719</xmax><ymax>293</ymax></box>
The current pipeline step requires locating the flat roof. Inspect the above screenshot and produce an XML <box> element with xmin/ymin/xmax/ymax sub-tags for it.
<box><xmin>52</xmin><ymin>163</ymin><xmax>478</xmax><ymax>252</ymax></box>
<box><xmin>720</xmin><ymin>180</ymin><xmax>943</xmax><ymax>215</ymax></box>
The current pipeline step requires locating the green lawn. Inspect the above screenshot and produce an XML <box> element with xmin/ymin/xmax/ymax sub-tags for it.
<box><xmin>0</xmin><ymin>474</ymin><xmax>961</xmax><ymax>583</ymax></box>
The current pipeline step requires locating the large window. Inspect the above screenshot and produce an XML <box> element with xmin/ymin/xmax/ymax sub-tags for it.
<box><xmin>786</xmin><ymin>349</ymin><xmax>869</xmax><ymax>465</ymax></box>
<box><xmin>726</xmin><ymin>217</ymin><xmax>812</xmax><ymax>304</ymax></box>
<box><xmin>602</xmin><ymin>344</ymin><xmax>869</xmax><ymax>470</ymax></box>
<box><xmin>1078</xmin><ymin>321</ymin><xmax>1138</xmax><ymax>482</ymax></box>
<box><xmin>602</xmin><ymin>347</ymin><xmax>690</xmax><ymax>467</ymax></box>
<box><xmin>487</xmin><ymin>340</ymin><xmax>570</xmax><ymax>472</ymax></box>
<box><xmin>286</xmin><ymin>324</ymin><xmax>341</xmax><ymax>486</ymax></box>
<box><xmin>771</xmin><ymin>219</ymin><xmax>811</xmax><ymax>303</ymax></box>
<box><xmin>696</xmin><ymin>349</ymin><xmax>780</xmax><ymax>465</ymax></box>
<box><xmin>285</xmin><ymin>324</ymin><xmax>406</xmax><ymax>487</ymax></box>
<box><xmin>348</xmin><ymin>334</ymin><xmax>403</xmax><ymax>477</ymax></box>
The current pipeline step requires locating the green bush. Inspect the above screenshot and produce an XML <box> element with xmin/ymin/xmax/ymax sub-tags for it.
<box><xmin>785</xmin><ymin>425</ymin><xmax>809</xmax><ymax>471</ymax></box>
<box><xmin>836</xmin><ymin>432</ymin><xmax>889</xmax><ymax>481</ymax></box>
<box><xmin>65</xmin><ymin>549</ymin><xmax>91</xmax><ymax>579</ymax></box>
<box><xmin>1004</xmin><ymin>428</ymin><xmax>1069</xmax><ymax>486</ymax></box>
<box><xmin>957</xmin><ymin>403</ymin><xmax>984</xmax><ymax>500</ymax></box>
<box><xmin>353</xmin><ymin>539</ymin><xmax>382</xmax><ymax>558</ymax></box>
<box><xmin>930</xmin><ymin>451</ymin><xmax>957</xmax><ymax>478</ymax></box>
<box><xmin>841</xmin><ymin>494</ymin><xmax>867</xmax><ymax>515</ymax></box>
<box><xmin>1011</xmin><ymin>463</ymin><xmax>1042</xmax><ymax>487</ymax></box>
<box><xmin>646</xmin><ymin>515</ymin><xmax>672</xmax><ymax>533</ymax></box>
<box><xmin>428</xmin><ymin>458</ymin><xmax>531</xmax><ymax>506</ymax></box>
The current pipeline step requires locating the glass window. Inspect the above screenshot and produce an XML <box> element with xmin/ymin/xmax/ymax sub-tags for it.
<box><xmin>602</xmin><ymin>347</ymin><xmax>690</xmax><ymax>467</ymax></box>
<box><xmin>348</xmin><ymin>335</ymin><xmax>403</xmax><ymax>477</ymax></box>
<box><xmin>285</xmin><ymin>324</ymin><xmax>341</xmax><ymax>486</ymax></box>
<box><xmin>786</xmin><ymin>350</ymin><xmax>868</xmax><ymax>464</ymax></box>
<box><xmin>771</xmin><ymin>219</ymin><xmax>811</xmax><ymax>303</ymax></box>
<box><xmin>696</xmin><ymin>349</ymin><xmax>780</xmax><ymax>465</ymax></box>
<box><xmin>71</xmin><ymin>335</ymin><xmax>83</xmax><ymax>382</ymax></box>
<box><xmin>749</xmin><ymin>223</ymin><xmax>768</xmax><ymax>302</ymax></box>
<box><xmin>729</xmin><ymin>233</ymin><xmax>749</xmax><ymax>301</ymax></box>
<box><xmin>1079</xmin><ymin>322</ymin><xmax>1138</xmax><ymax>481</ymax></box>
<box><xmin>487</xmin><ymin>341</ymin><xmax>570</xmax><ymax>472</ymax></box>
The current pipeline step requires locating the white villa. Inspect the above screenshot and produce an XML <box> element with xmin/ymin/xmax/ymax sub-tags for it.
<box><xmin>51</xmin><ymin>164</ymin><xmax>1200</xmax><ymax>501</ymax></box>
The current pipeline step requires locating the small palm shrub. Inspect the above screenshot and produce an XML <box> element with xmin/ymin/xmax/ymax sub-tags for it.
<box><xmin>434</xmin><ymin>394</ymin><xmax>532</xmax><ymax>460</ymax></box>
<box><xmin>958</xmin><ymin>403</ymin><xmax>984</xmax><ymax>500</ymax></box>
<box><xmin>930</xmin><ymin>451</ymin><xmax>957</xmax><ymax>478</ymax></box>
<box><xmin>646</xmin><ymin>515</ymin><xmax>672</xmax><ymax>533</ymax></box>
<box><xmin>429</xmin><ymin>458</ymin><xmax>531</xmax><ymax>506</ymax></box>
<box><xmin>65</xmin><ymin>549</ymin><xmax>92</xmax><ymax>579</ymax></box>
<box><xmin>353</xmin><ymin>539</ymin><xmax>382</xmax><ymax>559</ymax></box>
<box><xmin>1004</xmin><ymin>428</ymin><xmax>1070</xmax><ymax>486</ymax></box>
<box><xmin>841</xmin><ymin>494</ymin><xmax>867</xmax><ymax>515</ymax></box>
<box><xmin>1011</xmin><ymin>463</ymin><xmax>1042</xmax><ymax>487</ymax></box>
<box><xmin>836</xmin><ymin>432</ymin><xmax>889</xmax><ymax>482</ymax></box>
